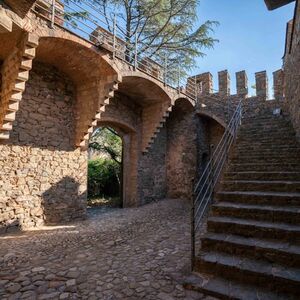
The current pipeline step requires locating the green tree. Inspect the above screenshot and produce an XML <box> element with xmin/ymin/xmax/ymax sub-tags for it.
<box><xmin>89</xmin><ymin>127</ymin><xmax>122</xmax><ymax>165</ymax></box>
<box><xmin>69</xmin><ymin>0</ymin><xmax>218</xmax><ymax>74</ymax></box>
<box><xmin>89</xmin><ymin>127</ymin><xmax>122</xmax><ymax>185</ymax></box>
<box><xmin>88</xmin><ymin>158</ymin><xmax>120</xmax><ymax>197</ymax></box>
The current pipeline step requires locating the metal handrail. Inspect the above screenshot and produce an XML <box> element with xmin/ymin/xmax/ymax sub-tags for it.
<box><xmin>191</xmin><ymin>99</ymin><xmax>243</xmax><ymax>268</ymax></box>
<box><xmin>31</xmin><ymin>0</ymin><xmax>199</xmax><ymax>102</ymax></box>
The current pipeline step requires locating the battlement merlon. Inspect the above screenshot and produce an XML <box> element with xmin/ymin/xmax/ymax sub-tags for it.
<box><xmin>188</xmin><ymin>69</ymin><xmax>284</xmax><ymax>100</ymax></box>
<box><xmin>218</xmin><ymin>70</ymin><xmax>230</xmax><ymax>96</ymax></box>
<box><xmin>273</xmin><ymin>69</ymin><xmax>284</xmax><ymax>100</ymax></box>
<box><xmin>236</xmin><ymin>71</ymin><xmax>248</xmax><ymax>96</ymax></box>
<box><xmin>255</xmin><ymin>71</ymin><xmax>269</xmax><ymax>99</ymax></box>
<box><xmin>195</xmin><ymin>72</ymin><xmax>213</xmax><ymax>95</ymax></box>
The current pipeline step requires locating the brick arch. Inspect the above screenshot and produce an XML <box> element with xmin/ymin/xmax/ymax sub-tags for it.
<box><xmin>32</xmin><ymin>23</ymin><xmax>121</xmax><ymax>76</ymax></box>
<box><xmin>119</xmin><ymin>73</ymin><xmax>174</xmax><ymax>152</ymax></box>
<box><xmin>120</xmin><ymin>70</ymin><xmax>174</xmax><ymax>101</ymax></box>
<box><xmin>93</xmin><ymin>118</ymin><xmax>138</xmax><ymax>207</ymax></box>
<box><xmin>34</xmin><ymin>36</ymin><xmax>121</xmax><ymax>149</ymax></box>
<box><xmin>197</xmin><ymin>111</ymin><xmax>227</xmax><ymax>129</ymax></box>
<box><xmin>174</xmin><ymin>97</ymin><xmax>196</xmax><ymax>109</ymax></box>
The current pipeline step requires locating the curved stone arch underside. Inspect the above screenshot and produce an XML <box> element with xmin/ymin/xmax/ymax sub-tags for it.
<box><xmin>197</xmin><ymin>111</ymin><xmax>227</xmax><ymax>129</ymax></box>
<box><xmin>119</xmin><ymin>73</ymin><xmax>175</xmax><ymax>152</ymax></box>
<box><xmin>34</xmin><ymin>34</ymin><xmax>122</xmax><ymax>148</ymax></box>
<box><xmin>173</xmin><ymin>96</ymin><xmax>196</xmax><ymax>109</ymax></box>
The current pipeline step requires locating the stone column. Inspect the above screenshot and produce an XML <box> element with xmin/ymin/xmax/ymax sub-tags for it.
<box><xmin>218</xmin><ymin>70</ymin><xmax>230</xmax><ymax>96</ymax></box>
<box><xmin>255</xmin><ymin>71</ymin><xmax>268</xmax><ymax>99</ymax></box>
<box><xmin>273</xmin><ymin>69</ymin><xmax>284</xmax><ymax>100</ymax></box>
<box><xmin>195</xmin><ymin>72</ymin><xmax>213</xmax><ymax>95</ymax></box>
<box><xmin>236</xmin><ymin>71</ymin><xmax>248</xmax><ymax>96</ymax></box>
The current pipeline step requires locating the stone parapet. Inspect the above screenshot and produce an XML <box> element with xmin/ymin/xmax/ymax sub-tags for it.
<box><xmin>255</xmin><ymin>71</ymin><xmax>269</xmax><ymax>99</ymax></box>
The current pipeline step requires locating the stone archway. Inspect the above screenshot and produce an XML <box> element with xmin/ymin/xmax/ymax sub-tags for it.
<box><xmin>95</xmin><ymin>119</ymin><xmax>138</xmax><ymax>208</ymax></box>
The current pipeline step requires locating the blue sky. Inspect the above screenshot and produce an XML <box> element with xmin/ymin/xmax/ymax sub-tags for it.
<box><xmin>194</xmin><ymin>0</ymin><xmax>295</xmax><ymax>95</ymax></box>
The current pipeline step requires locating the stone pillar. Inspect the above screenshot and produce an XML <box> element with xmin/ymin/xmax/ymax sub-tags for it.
<box><xmin>236</xmin><ymin>71</ymin><xmax>248</xmax><ymax>96</ymax></box>
<box><xmin>255</xmin><ymin>71</ymin><xmax>268</xmax><ymax>99</ymax></box>
<box><xmin>273</xmin><ymin>69</ymin><xmax>284</xmax><ymax>100</ymax></box>
<box><xmin>218</xmin><ymin>70</ymin><xmax>230</xmax><ymax>96</ymax></box>
<box><xmin>195</xmin><ymin>72</ymin><xmax>213</xmax><ymax>95</ymax></box>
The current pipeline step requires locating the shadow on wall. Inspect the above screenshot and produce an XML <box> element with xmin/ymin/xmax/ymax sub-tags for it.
<box><xmin>0</xmin><ymin>62</ymin><xmax>77</xmax><ymax>152</ymax></box>
<box><xmin>42</xmin><ymin>176</ymin><xmax>87</xmax><ymax>225</ymax></box>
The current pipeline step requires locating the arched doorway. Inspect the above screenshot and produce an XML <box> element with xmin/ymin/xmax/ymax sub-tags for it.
<box><xmin>87</xmin><ymin>126</ymin><xmax>123</xmax><ymax>210</ymax></box>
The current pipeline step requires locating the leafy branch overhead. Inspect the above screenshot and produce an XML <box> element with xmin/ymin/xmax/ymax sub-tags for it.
<box><xmin>69</xmin><ymin>0</ymin><xmax>218</xmax><ymax>72</ymax></box>
<box><xmin>89</xmin><ymin>127</ymin><xmax>122</xmax><ymax>165</ymax></box>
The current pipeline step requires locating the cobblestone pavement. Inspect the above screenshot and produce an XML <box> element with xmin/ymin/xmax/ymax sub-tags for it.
<box><xmin>0</xmin><ymin>199</ymin><xmax>216</xmax><ymax>300</ymax></box>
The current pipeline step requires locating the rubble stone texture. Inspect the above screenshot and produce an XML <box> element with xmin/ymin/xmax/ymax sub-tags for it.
<box><xmin>0</xmin><ymin>62</ymin><xmax>87</xmax><ymax>231</ymax></box>
<box><xmin>0</xmin><ymin>198</ymin><xmax>217</xmax><ymax>300</ymax></box>
<box><xmin>284</xmin><ymin>1</ymin><xmax>300</xmax><ymax>142</ymax></box>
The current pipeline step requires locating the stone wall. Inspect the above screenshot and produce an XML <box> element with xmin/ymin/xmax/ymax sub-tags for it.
<box><xmin>0</xmin><ymin>61</ymin><xmax>87</xmax><ymax>232</ymax></box>
<box><xmin>166</xmin><ymin>99</ymin><xmax>198</xmax><ymax>200</ymax></box>
<box><xmin>138</xmin><ymin>126</ymin><xmax>167</xmax><ymax>205</ymax></box>
<box><xmin>284</xmin><ymin>0</ymin><xmax>300</xmax><ymax>141</ymax></box>
<box><xmin>3</xmin><ymin>0</ymin><xmax>36</xmax><ymax>18</ymax></box>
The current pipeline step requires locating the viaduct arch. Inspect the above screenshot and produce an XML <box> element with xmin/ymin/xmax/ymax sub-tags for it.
<box><xmin>0</xmin><ymin>15</ymin><xmax>228</xmax><ymax>231</ymax></box>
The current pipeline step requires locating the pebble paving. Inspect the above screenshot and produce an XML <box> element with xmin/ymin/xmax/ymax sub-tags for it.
<box><xmin>0</xmin><ymin>199</ymin><xmax>217</xmax><ymax>300</ymax></box>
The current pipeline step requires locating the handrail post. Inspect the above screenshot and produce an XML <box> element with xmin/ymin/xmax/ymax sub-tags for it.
<box><xmin>112</xmin><ymin>13</ymin><xmax>116</xmax><ymax>60</ymax></box>
<box><xmin>51</xmin><ymin>0</ymin><xmax>56</xmax><ymax>29</ymax></box>
<box><xmin>134</xmin><ymin>31</ymin><xmax>138</xmax><ymax>70</ymax></box>
<box><xmin>164</xmin><ymin>55</ymin><xmax>167</xmax><ymax>86</ymax></box>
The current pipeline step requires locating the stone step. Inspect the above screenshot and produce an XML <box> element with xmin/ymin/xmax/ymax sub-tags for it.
<box><xmin>212</xmin><ymin>202</ymin><xmax>300</xmax><ymax>224</ymax></box>
<box><xmin>207</xmin><ymin>216</ymin><xmax>300</xmax><ymax>244</ymax></box>
<box><xmin>184</xmin><ymin>273</ymin><xmax>291</xmax><ymax>300</ymax></box>
<box><xmin>224</xmin><ymin>171</ymin><xmax>300</xmax><ymax>181</ymax></box>
<box><xmin>235</xmin><ymin>140</ymin><xmax>299</xmax><ymax>147</ymax></box>
<box><xmin>221</xmin><ymin>180</ymin><xmax>300</xmax><ymax>193</ymax></box>
<box><xmin>233</xmin><ymin>145</ymin><xmax>300</xmax><ymax>153</ymax></box>
<box><xmin>241</xmin><ymin>122</ymin><xmax>292</xmax><ymax>129</ymax></box>
<box><xmin>241</xmin><ymin>117</ymin><xmax>291</xmax><ymax>124</ymax></box>
<box><xmin>217</xmin><ymin>190</ymin><xmax>300</xmax><ymax>206</ymax></box>
<box><xmin>229</xmin><ymin>152</ymin><xmax>300</xmax><ymax>160</ymax></box>
<box><xmin>0</xmin><ymin>131</ymin><xmax>9</xmax><ymax>139</ymax></box>
<box><xmin>229</xmin><ymin>147</ymin><xmax>300</xmax><ymax>160</ymax></box>
<box><xmin>238</xmin><ymin>128</ymin><xmax>295</xmax><ymax>135</ymax></box>
<box><xmin>233</xmin><ymin>146</ymin><xmax>300</xmax><ymax>153</ymax></box>
<box><xmin>239</xmin><ymin>127</ymin><xmax>295</xmax><ymax>134</ymax></box>
<box><xmin>237</xmin><ymin>137</ymin><xmax>297</xmax><ymax>144</ymax></box>
<box><xmin>194</xmin><ymin>251</ymin><xmax>300</xmax><ymax>295</ymax></box>
<box><xmin>241</xmin><ymin>122</ymin><xmax>293</xmax><ymax>130</ymax></box>
<box><xmin>201</xmin><ymin>233</ymin><xmax>300</xmax><ymax>267</ymax></box>
<box><xmin>229</xmin><ymin>156</ymin><xmax>300</xmax><ymax>164</ymax></box>
<box><xmin>228</xmin><ymin>162</ymin><xmax>300</xmax><ymax>172</ymax></box>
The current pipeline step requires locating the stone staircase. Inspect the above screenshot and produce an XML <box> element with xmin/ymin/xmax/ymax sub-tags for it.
<box><xmin>143</xmin><ymin>105</ymin><xmax>173</xmax><ymax>153</ymax></box>
<box><xmin>0</xmin><ymin>33</ymin><xmax>39</xmax><ymax>140</ymax></box>
<box><xmin>184</xmin><ymin>110</ymin><xmax>300</xmax><ymax>299</ymax></box>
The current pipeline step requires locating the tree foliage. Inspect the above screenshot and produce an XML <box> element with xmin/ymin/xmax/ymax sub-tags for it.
<box><xmin>88</xmin><ymin>158</ymin><xmax>120</xmax><ymax>197</ymax></box>
<box><xmin>88</xmin><ymin>127</ymin><xmax>122</xmax><ymax>198</ymax></box>
<box><xmin>74</xmin><ymin>0</ymin><xmax>218</xmax><ymax>73</ymax></box>
<box><xmin>89</xmin><ymin>127</ymin><xmax>122</xmax><ymax>165</ymax></box>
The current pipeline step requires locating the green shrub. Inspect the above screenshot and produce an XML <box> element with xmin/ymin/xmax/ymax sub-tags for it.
<box><xmin>88</xmin><ymin>158</ymin><xmax>121</xmax><ymax>198</ymax></box>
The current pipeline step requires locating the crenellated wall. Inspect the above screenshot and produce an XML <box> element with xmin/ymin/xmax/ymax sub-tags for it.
<box><xmin>192</xmin><ymin>68</ymin><xmax>286</xmax><ymax>125</ymax></box>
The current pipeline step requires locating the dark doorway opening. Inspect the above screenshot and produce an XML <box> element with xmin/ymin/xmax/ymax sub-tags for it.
<box><xmin>87</xmin><ymin>127</ymin><xmax>123</xmax><ymax>210</ymax></box>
